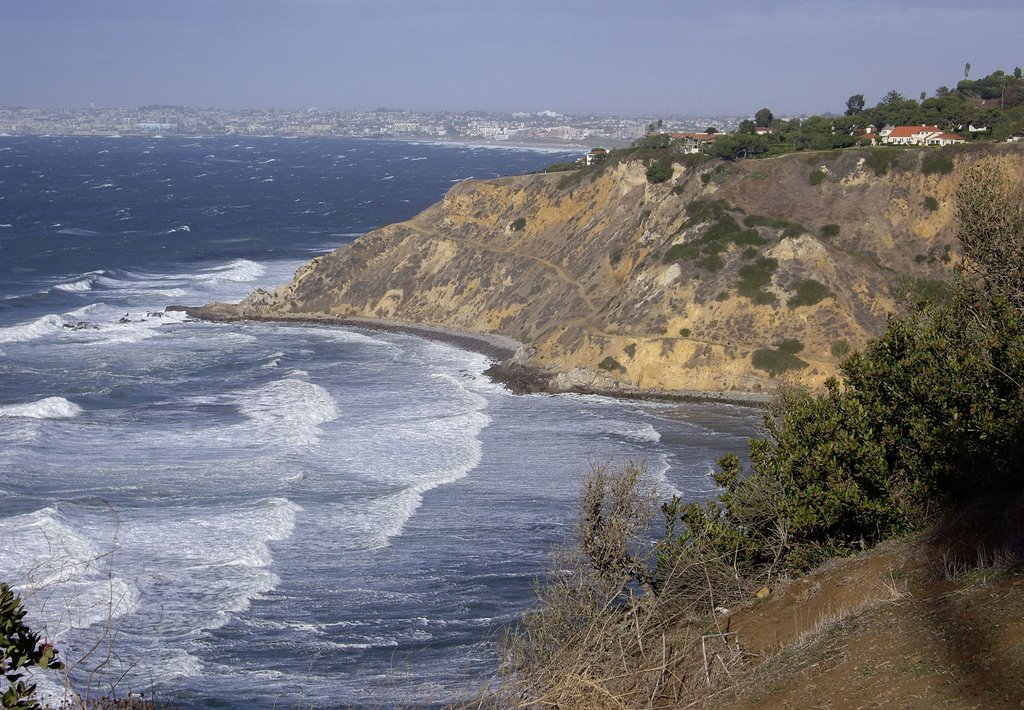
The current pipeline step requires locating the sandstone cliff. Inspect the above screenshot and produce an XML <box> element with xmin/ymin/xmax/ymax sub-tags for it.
<box><xmin>204</xmin><ymin>144</ymin><xmax>1024</xmax><ymax>396</ymax></box>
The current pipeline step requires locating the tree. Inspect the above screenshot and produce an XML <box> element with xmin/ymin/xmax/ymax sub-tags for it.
<box><xmin>956</xmin><ymin>157</ymin><xmax>1024</xmax><ymax>312</ymax></box>
<box><xmin>712</xmin><ymin>133</ymin><xmax>767</xmax><ymax>160</ymax></box>
<box><xmin>705</xmin><ymin>126</ymin><xmax>718</xmax><ymax>134</ymax></box>
<box><xmin>880</xmin><ymin>88</ymin><xmax>906</xmax><ymax>104</ymax></box>
<box><xmin>965</xmin><ymin>62</ymin><xmax>972</xmax><ymax>79</ymax></box>
<box><xmin>1016</xmin><ymin>66</ymin><xmax>1022</xmax><ymax>80</ymax></box>
<box><xmin>737</xmin><ymin>119</ymin><xmax>756</xmax><ymax>134</ymax></box>
<box><xmin>754</xmin><ymin>107</ymin><xmax>774</xmax><ymax>127</ymax></box>
<box><xmin>845</xmin><ymin>94</ymin><xmax>865</xmax><ymax>115</ymax></box>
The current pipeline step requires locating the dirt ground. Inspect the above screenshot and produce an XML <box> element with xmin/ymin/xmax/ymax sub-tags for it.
<box><xmin>706</xmin><ymin>511</ymin><xmax>1024</xmax><ymax>709</ymax></box>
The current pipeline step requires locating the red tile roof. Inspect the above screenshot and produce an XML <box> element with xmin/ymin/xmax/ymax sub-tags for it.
<box><xmin>886</xmin><ymin>125</ymin><xmax>941</xmax><ymax>138</ymax></box>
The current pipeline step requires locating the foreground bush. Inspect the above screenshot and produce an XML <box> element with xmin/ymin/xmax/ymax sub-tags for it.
<box><xmin>2</xmin><ymin>583</ymin><xmax>62</xmax><ymax>709</ymax></box>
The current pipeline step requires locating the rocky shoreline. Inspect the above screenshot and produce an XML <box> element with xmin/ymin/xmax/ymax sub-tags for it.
<box><xmin>177</xmin><ymin>303</ymin><xmax>769</xmax><ymax>408</ymax></box>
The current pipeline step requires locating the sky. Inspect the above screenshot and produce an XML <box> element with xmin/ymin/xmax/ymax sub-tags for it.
<box><xmin>2</xmin><ymin>0</ymin><xmax>1022</xmax><ymax>117</ymax></box>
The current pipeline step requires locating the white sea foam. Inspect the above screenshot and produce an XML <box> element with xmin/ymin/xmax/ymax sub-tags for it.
<box><xmin>0</xmin><ymin>507</ymin><xmax>140</xmax><ymax>638</ymax></box>
<box><xmin>0</xmin><ymin>499</ymin><xmax>300</xmax><ymax>683</ymax></box>
<box><xmin>609</xmin><ymin>422</ymin><xmax>661</xmax><ymax>443</ymax></box>
<box><xmin>237</xmin><ymin>376</ymin><xmax>339</xmax><ymax>447</ymax></box>
<box><xmin>647</xmin><ymin>453</ymin><xmax>681</xmax><ymax>498</ymax></box>
<box><xmin>0</xmin><ymin>313</ymin><xmax>66</xmax><ymax>343</ymax></box>
<box><xmin>332</xmin><ymin>366</ymin><xmax>491</xmax><ymax>548</ymax></box>
<box><xmin>54</xmin><ymin>272</ymin><xmax>103</xmax><ymax>292</ymax></box>
<box><xmin>0</xmin><ymin>397</ymin><xmax>82</xmax><ymax>420</ymax></box>
<box><xmin>195</xmin><ymin>258</ymin><xmax>265</xmax><ymax>283</ymax></box>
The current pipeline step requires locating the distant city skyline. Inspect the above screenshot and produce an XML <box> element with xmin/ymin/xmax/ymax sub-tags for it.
<box><xmin>3</xmin><ymin>0</ymin><xmax>1023</xmax><ymax>117</ymax></box>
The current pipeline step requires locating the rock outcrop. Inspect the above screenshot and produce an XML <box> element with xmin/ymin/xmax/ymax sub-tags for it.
<box><xmin>199</xmin><ymin>144</ymin><xmax>1024</xmax><ymax>396</ymax></box>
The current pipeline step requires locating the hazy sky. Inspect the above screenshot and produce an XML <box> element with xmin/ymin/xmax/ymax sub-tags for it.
<box><xmin>3</xmin><ymin>0</ymin><xmax>1022</xmax><ymax>116</ymax></box>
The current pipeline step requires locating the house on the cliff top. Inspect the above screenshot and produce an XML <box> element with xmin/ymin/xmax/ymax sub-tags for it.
<box><xmin>670</xmin><ymin>132</ymin><xmax>718</xmax><ymax>154</ymax></box>
<box><xmin>881</xmin><ymin>125</ymin><xmax>967</xmax><ymax>146</ymax></box>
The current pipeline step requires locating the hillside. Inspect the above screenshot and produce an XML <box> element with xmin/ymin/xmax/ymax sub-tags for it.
<box><xmin>195</xmin><ymin>143</ymin><xmax>1024</xmax><ymax>396</ymax></box>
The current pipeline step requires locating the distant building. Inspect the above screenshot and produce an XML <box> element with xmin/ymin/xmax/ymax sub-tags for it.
<box><xmin>670</xmin><ymin>132</ymin><xmax>718</xmax><ymax>154</ymax></box>
<box><xmin>881</xmin><ymin>125</ymin><xmax>966</xmax><ymax>146</ymax></box>
<box><xmin>136</xmin><ymin>122</ymin><xmax>179</xmax><ymax>133</ymax></box>
<box><xmin>391</xmin><ymin>122</ymin><xmax>420</xmax><ymax>133</ymax></box>
<box><xmin>583</xmin><ymin>147</ymin><xmax>608</xmax><ymax>166</ymax></box>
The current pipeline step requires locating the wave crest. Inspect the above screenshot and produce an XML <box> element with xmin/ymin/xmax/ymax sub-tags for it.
<box><xmin>0</xmin><ymin>397</ymin><xmax>82</xmax><ymax>420</ymax></box>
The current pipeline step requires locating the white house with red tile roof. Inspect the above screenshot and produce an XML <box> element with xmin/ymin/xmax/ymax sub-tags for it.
<box><xmin>924</xmin><ymin>131</ymin><xmax>967</xmax><ymax>146</ymax></box>
<box><xmin>881</xmin><ymin>125</ymin><xmax>966</xmax><ymax>146</ymax></box>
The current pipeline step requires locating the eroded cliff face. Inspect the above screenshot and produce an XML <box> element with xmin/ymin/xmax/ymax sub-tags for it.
<box><xmin>224</xmin><ymin>145</ymin><xmax>1024</xmax><ymax>395</ymax></box>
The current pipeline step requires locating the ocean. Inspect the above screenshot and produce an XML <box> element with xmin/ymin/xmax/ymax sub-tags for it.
<box><xmin>0</xmin><ymin>136</ymin><xmax>759</xmax><ymax>707</ymax></box>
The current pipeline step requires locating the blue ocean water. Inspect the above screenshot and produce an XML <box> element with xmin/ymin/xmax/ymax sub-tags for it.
<box><xmin>0</xmin><ymin>136</ymin><xmax>759</xmax><ymax>707</ymax></box>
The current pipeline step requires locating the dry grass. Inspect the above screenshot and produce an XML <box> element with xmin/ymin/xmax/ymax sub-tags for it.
<box><xmin>461</xmin><ymin>461</ymin><xmax>755</xmax><ymax>709</ymax></box>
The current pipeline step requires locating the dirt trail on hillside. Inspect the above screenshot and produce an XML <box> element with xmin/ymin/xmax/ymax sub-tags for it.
<box><xmin>710</xmin><ymin>536</ymin><xmax>1024</xmax><ymax>709</ymax></box>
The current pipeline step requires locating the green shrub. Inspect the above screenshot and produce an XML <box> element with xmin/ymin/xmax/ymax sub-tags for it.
<box><xmin>809</xmin><ymin>169</ymin><xmax>826</xmax><ymax>186</ymax></box>
<box><xmin>738</xmin><ymin>255</ymin><xmax>778</xmax><ymax>302</ymax></box>
<box><xmin>684</xmin><ymin>199</ymin><xmax>731</xmax><ymax>226</ymax></box>
<box><xmin>865</xmin><ymin>148</ymin><xmax>901</xmax><ymax>175</ymax></box>
<box><xmin>598</xmin><ymin>356</ymin><xmax>625</xmax><ymax>372</ymax></box>
<box><xmin>788</xmin><ymin>279</ymin><xmax>831</xmax><ymax>307</ymax></box>
<box><xmin>2</xmin><ymin>582</ymin><xmax>63</xmax><ymax>708</ymax></box>
<box><xmin>677</xmin><ymin>152</ymin><xmax>713</xmax><ymax>169</ymax></box>
<box><xmin>645</xmin><ymin>161</ymin><xmax>674</xmax><ymax>184</ymax></box>
<box><xmin>610</xmin><ymin>248</ymin><xmax>623</xmax><ymax>266</ymax></box>
<box><xmin>679</xmin><ymin>327</ymin><xmax>692</xmax><ymax>337</ymax></box>
<box><xmin>715</xmin><ymin>291</ymin><xmax>730</xmax><ymax>302</ymax></box>
<box><xmin>900</xmin><ymin>276</ymin><xmax>952</xmax><ymax>305</ymax></box>
<box><xmin>663</xmin><ymin>243</ymin><xmax>696</xmax><ymax>263</ymax></box>
<box><xmin>776</xmin><ymin>338</ymin><xmax>804</xmax><ymax>354</ymax></box>
<box><xmin>742</xmin><ymin>246</ymin><xmax>759</xmax><ymax>259</ymax></box>
<box><xmin>665</xmin><ymin>208</ymin><xmax>766</xmax><ymax>271</ymax></box>
<box><xmin>751</xmin><ymin>345</ymin><xmax>807</xmax><ymax>376</ymax></box>
<box><xmin>924</xmin><ymin>195</ymin><xmax>940</xmax><ymax>212</ymax></box>
<box><xmin>921</xmin><ymin>151</ymin><xmax>955</xmax><ymax>176</ymax></box>
<box><xmin>545</xmin><ymin>161</ymin><xmax>578</xmax><ymax>173</ymax></box>
<box><xmin>510</xmin><ymin>216</ymin><xmax>527</xmax><ymax>231</ymax></box>
<box><xmin>624</xmin><ymin>343</ymin><xmax>637</xmax><ymax>358</ymax></box>
<box><xmin>697</xmin><ymin>253</ymin><xmax>724</xmax><ymax>272</ymax></box>
<box><xmin>820</xmin><ymin>223</ymin><xmax>841</xmax><ymax>238</ymax></box>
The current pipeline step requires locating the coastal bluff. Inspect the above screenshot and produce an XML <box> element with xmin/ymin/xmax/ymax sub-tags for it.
<box><xmin>191</xmin><ymin>144</ymin><xmax>1024</xmax><ymax>397</ymax></box>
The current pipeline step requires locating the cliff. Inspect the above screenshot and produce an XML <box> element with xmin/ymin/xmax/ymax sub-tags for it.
<box><xmin>197</xmin><ymin>143</ymin><xmax>1024</xmax><ymax>396</ymax></box>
